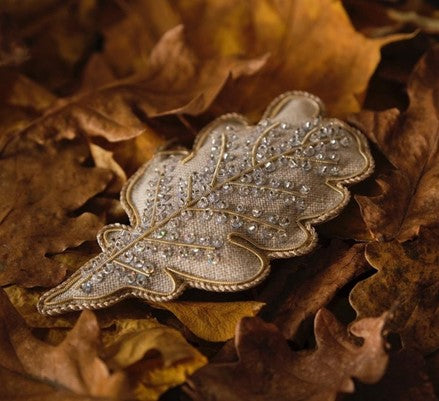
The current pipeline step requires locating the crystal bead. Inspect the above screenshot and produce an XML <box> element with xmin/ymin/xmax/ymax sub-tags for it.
<box><xmin>284</xmin><ymin>195</ymin><xmax>295</xmax><ymax>205</ymax></box>
<box><xmin>280</xmin><ymin>122</ymin><xmax>289</xmax><ymax>129</ymax></box>
<box><xmin>329</xmin><ymin>153</ymin><xmax>340</xmax><ymax>161</ymax></box>
<box><xmin>329</xmin><ymin>139</ymin><xmax>339</xmax><ymax>149</ymax></box>
<box><xmin>81</xmin><ymin>281</ymin><xmax>93</xmax><ymax>293</ymax></box>
<box><xmin>217</xmin><ymin>213</ymin><xmax>228</xmax><ymax>223</ymax></box>
<box><xmin>300</xmin><ymin>185</ymin><xmax>310</xmax><ymax>194</ymax></box>
<box><xmin>239</xmin><ymin>186</ymin><xmax>250</xmax><ymax>196</ymax></box>
<box><xmin>103</xmin><ymin>263</ymin><xmax>114</xmax><ymax>274</ymax></box>
<box><xmin>301</xmin><ymin>160</ymin><xmax>312</xmax><ymax>171</ymax></box>
<box><xmin>92</xmin><ymin>272</ymin><xmax>104</xmax><ymax>283</ymax></box>
<box><xmin>156</xmin><ymin>229</ymin><xmax>167</xmax><ymax>239</ymax></box>
<box><xmin>114</xmin><ymin>265</ymin><xmax>125</xmax><ymax>277</ymax></box>
<box><xmin>247</xmin><ymin>223</ymin><xmax>258</xmax><ymax>234</ymax></box>
<box><xmin>240</xmin><ymin>174</ymin><xmax>252</xmax><ymax>183</ymax></box>
<box><xmin>199</xmin><ymin>236</ymin><xmax>210</xmax><ymax>245</ymax></box>
<box><xmin>319</xmin><ymin>165</ymin><xmax>328</xmax><ymax>175</ymax></box>
<box><xmin>231</xmin><ymin>216</ymin><xmax>243</xmax><ymax>228</ymax></box>
<box><xmin>236</xmin><ymin>204</ymin><xmax>245</xmax><ymax>213</ymax></box>
<box><xmin>143</xmin><ymin>263</ymin><xmax>155</xmax><ymax>274</ymax></box>
<box><xmin>279</xmin><ymin>217</ymin><xmax>291</xmax><ymax>227</ymax></box>
<box><xmin>268</xmin><ymin>214</ymin><xmax>279</xmax><ymax>224</ymax></box>
<box><xmin>330</xmin><ymin>166</ymin><xmax>340</xmax><ymax>176</ymax></box>
<box><xmin>122</xmin><ymin>251</ymin><xmax>134</xmax><ymax>263</ymax></box>
<box><xmin>340</xmin><ymin>136</ymin><xmax>351</xmax><ymax>146</ymax></box>
<box><xmin>136</xmin><ymin>274</ymin><xmax>148</xmax><ymax>286</ymax></box>
<box><xmin>284</xmin><ymin>180</ymin><xmax>293</xmax><ymax>189</ymax></box>
<box><xmin>264</xmin><ymin>161</ymin><xmax>276</xmax><ymax>172</ymax></box>
<box><xmin>217</xmin><ymin>201</ymin><xmax>227</xmax><ymax>209</ymax></box>
<box><xmin>181</xmin><ymin>210</ymin><xmax>193</xmax><ymax>220</ymax></box>
<box><xmin>135</xmin><ymin>242</ymin><xmax>145</xmax><ymax>252</ymax></box>
<box><xmin>203</xmin><ymin>209</ymin><xmax>213</xmax><ymax>220</ymax></box>
<box><xmin>222</xmin><ymin>184</ymin><xmax>233</xmax><ymax>193</ymax></box>
<box><xmin>126</xmin><ymin>273</ymin><xmax>136</xmax><ymax>284</ymax></box>
<box><xmin>304</xmin><ymin>145</ymin><xmax>315</xmax><ymax>156</ymax></box>
<box><xmin>269</xmin><ymin>179</ymin><xmax>280</xmax><ymax>188</ymax></box>
<box><xmin>206</xmin><ymin>252</ymin><xmax>220</xmax><ymax>265</ymax></box>
<box><xmin>134</xmin><ymin>259</ymin><xmax>145</xmax><ymax>269</ymax></box>
<box><xmin>252</xmin><ymin>209</ymin><xmax>262</xmax><ymax>217</ymax></box>
<box><xmin>198</xmin><ymin>197</ymin><xmax>209</xmax><ymax>208</ymax></box>
<box><xmin>190</xmin><ymin>248</ymin><xmax>202</xmax><ymax>257</ymax></box>
<box><xmin>212</xmin><ymin>237</ymin><xmax>224</xmax><ymax>248</ymax></box>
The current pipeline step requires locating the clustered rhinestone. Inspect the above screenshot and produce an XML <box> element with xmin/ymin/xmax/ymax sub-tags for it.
<box><xmin>38</xmin><ymin>91</ymin><xmax>373</xmax><ymax>315</ymax></box>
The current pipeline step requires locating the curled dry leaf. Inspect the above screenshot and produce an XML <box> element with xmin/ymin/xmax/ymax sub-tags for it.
<box><xmin>0</xmin><ymin>290</ymin><xmax>129</xmax><ymax>399</ymax></box>
<box><xmin>350</xmin><ymin>228</ymin><xmax>439</xmax><ymax>354</ymax></box>
<box><xmin>0</xmin><ymin>119</ymin><xmax>112</xmax><ymax>287</ymax></box>
<box><xmin>171</xmin><ymin>0</ymin><xmax>406</xmax><ymax>117</ymax></box>
<box><xmin>155</xmin><ymin>301</ymin><xmax>265</xmax><ymax>342</ymax></box>
<box><xmin>351</xmin><ymin>45</ymin><xmax>439</xmax><ymax>241</ymax></box>
<box><xmin>43</xmin><ymin>24</ymin><xmax>266</xmax><ymax>143</ymax></box>
<box><xmin>102</xmin><ymin>318</ymin><xmax>207</xmax><ymax>401</ymax></box>
<box><xmin>274</xmin><ymin>242</ymin><xmax>368</xmax><ymax>339</ymax></box>
<box><xmin>187</xmin><ymin>309</ymin><xmax>389</xmax><ymax>401</ymax></box>
<box><xmin>346</xmin><ymin>349</ymin><xmax>438</xmax><ymax>401</ymax></box>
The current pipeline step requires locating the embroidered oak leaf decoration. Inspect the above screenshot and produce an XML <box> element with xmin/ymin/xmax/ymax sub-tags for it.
<box><xmin>39</xmin><ymin>92</ymin><xmax>373</xmax><ymax>315</ymax></box>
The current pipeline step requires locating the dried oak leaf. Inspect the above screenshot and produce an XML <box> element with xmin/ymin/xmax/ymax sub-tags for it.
<box><xmin>102</xmin><ymin>318</ymin><xmax>207</xmax><ymax>401</ymax></box>
<box><xmin>0</xmin><ymin>123</ymin><xmax>112</xmax><ymax>287</ymax></box>
<box><xmin>169</xmin><ymin>0</ymin><xmax>406</xmax><ymax>118</ymax></box>
<box><xmin>154</xmin><ymin>301</ymin><xmax>265</xmax><ymax>342</ymax></box>
<box><xmin>25</xmin><ymin>24</ymin><xmax>266</xmax><ymax>144</ymax></box>
<box><xmin>187</xmin><ymin>309</ymin><xmax>389</xmax><ymax>401</ymax></box>
<box><xmin>273</xmin><ymin>242</ymin><xmax>368</xmax><ymax>339</ymax></box>
<box><xmin>346</xmin><ymin>349</ymin><xmax>439</xmax><ymax>401</ymax></box>
<box><xmin>350</xmin><ymin>228</ymin><xmax>439</xmax><ymax>354</ymax></box>
<box><xmin>350</xmin><ymin>45</ymin><xmax>439</xmax><ymax>241</ymax></box>
<box><xmin>0</xmin><ymin>289</ymin><xmax>129</xmax><ymax>400</ymax></box>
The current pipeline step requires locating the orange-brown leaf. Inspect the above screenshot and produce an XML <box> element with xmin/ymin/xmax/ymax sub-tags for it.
<box><xmin>187</xmin><ymin>309</ymin><xmax>389</xmax><ymax>401</ymax></box>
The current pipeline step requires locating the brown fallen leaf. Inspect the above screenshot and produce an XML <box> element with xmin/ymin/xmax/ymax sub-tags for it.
<box><xmin>169</xmin><ymin>0</ymin><xmax>406</xmax><ymax>118</ymax></box>
<box><xmin>102</xmin><ymin>318</ymin><xmax>207</xmax><ymax>401</ymax></box>
<box><xmin>90</xmin><ymin>143</ymin><xmax>127</xmax><ymax>194</ymax></box>
<box><xmin>273</xmin><ymin>242</ymin><xmax>368</xmax><ymax>339</ymax></box>
<box><xmin>351</xmin><ymin>45</ymin><xmax>439</xmax><ymax>241</ymax></box>
<box><xmin>346</xmin><ymin>349</ymin><xmax>438</xmax><ymax>401</ymax></box>
<box><xmin>154</xmin><ymin>301</ymin><xmax>265</xmax><ymax>342</ymax></box>
<box><xmin>0</xmin><ymin>118</ymin><xmax>112</xmax><ymax>287</ymax></box>
<box><xmin>17</xmin><ymin>24</ymin><xmax>265</xmax><ymax>146</ymax></box>
<box><xmin>0</xmin><ymin>289</ymin><xmax>129</xmax><ymax>399</ymax></box>
<box><xmin>0</xmin><ymin>70</ymin><xmax>56</xmax><ymax>135</ymax></box>
<box><xmin>187</xmin><ymin>309</ymin><xmax>389</xmax><ymax>401</ymax></box>
<box><xmin>0</xmin><ymin>145</ymin><xmax>111</xmax><ymax>289</ymax></box>
<box><xmin>350</xmin><ymin>228</ymin><xmax>439</xmax><ymax>354</ymax></box>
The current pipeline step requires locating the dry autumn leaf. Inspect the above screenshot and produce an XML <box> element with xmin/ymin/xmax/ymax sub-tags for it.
<box><xmin>346</xmin><ymin>349</ymin><xmax>438</xmax><ymax>401</ymax></box>
<box><xmin>187</xmin><ymin>309</ymin><xmax>389</xmax><ymax>401</ymax></box>
<box><xmin>0</xmin><ymin>289</ymin><xmax>129</xmax><ymax>399</ymax></box>
<box><xmin>102</xmin><ymin>318</ymin><xmax>207</xmax><ymax>401</ymax></box>
<box><xmin>351</xmin><ymin>45</ymin><xmax>439</xmax><ymax>241</ymax></box>
<box><xmin>350</xmin><ymin>227</ymin><xmax>439</xmax><ymax>354</ymax></box>
<box><xmin>155</xmin><ymin>301</ymin><xmax>265</xmax><ymax>342</ymax></box>
<box><xmin>172</xmin><ymin>0</ymin><xmax>406</xmax><ymax>118</ymax></box>
<box><xmin>273</xmin><ymin>242</ymin><xmax>368</xmax><ymax>339</ymax></box>
<box><xmin>0</xmin><ymin>118</ymin><xmax>112</xmax><ymax>287</ymax></box>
